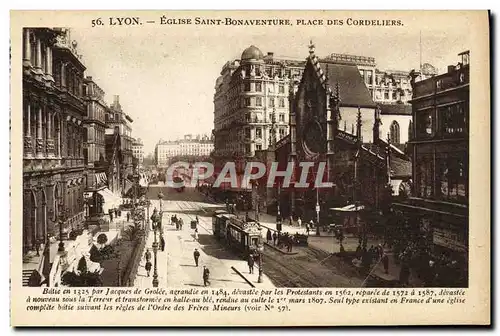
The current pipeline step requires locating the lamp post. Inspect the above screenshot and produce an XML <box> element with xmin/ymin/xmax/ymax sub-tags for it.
<box><xmin>152</xmin><ymin>218</ymin><xmax>159</xmax><ymax>287</ymax></box>
<box><xmin>315</xmin><ymin>188</ymin><xmax>321</xmax><ymax>236</ymax></box>
<box><xmin>257</xmin><ymin>242</ymin><xmax>264</xmax><ymax>283</ymax></box>
<box><xmin>158</xmin><ymin>191</ymin><xmax>164</xmax><ymax>215</ymax></box>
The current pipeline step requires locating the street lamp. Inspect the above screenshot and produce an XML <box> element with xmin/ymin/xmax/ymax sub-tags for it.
<box><xmin>315</xmin><ymin>188</ymin><xmax>321</xmax><ymax>236</ymax></box>
<box><xmin>257</xmin><ymin>242</ymin><xmax>264</xmax><ymax>283</ymax></box>
<box><xmin>152</xmin><ymin>218</ymin><xmax>159</xmax><ymax>287</ymax></box>
<box><xmin>158</xmin><ymin>191</ymin><xmax>164</xmax><ymax>213</ymax></box>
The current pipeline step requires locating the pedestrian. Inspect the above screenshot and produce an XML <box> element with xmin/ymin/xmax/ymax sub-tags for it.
<box><xmin>145</xmin><ymin>260</ymin><xmax>152</xmax><ymax>277</ymax></box>
<box><xmin>114</xmin><ymin>208</ymin><xmax>118</xmax><ymax>218</ymax></box>
<box><xmin>382</xmin><ymin>253</ymin><xmax>389</xmax><ymax>274</ymax></box>
<box><xmin>144</xmin><ymin>248</ymin><xmax>151</xmax><ymax>263</ymax></box>
<box><xmin>127</xmin><ymin>212</ymin><xmax>130</xmax><ymax>222</ymax></box>
<box><xmin>118</xmin><ymin>209</ymin><xmax>122</xmax><ymax>217</ymax></box>
<box><xmin>203</xmin><ymin>266</ymin><xmax>210</xmax><ymax>286</ymax></box>
<box><xmin>109</xmin><ymin>211</ymin><xmax>113</xmax><ymax>222</ymax></box>
<box><xmin>289</xmin><ymin>215</ymin><xmax>293</xmax><ymax>226</ymax></box>
<box><xmin>297</xmin><ymin>217</ymin><xmax>302</xmax><ymax>228</ymax></box>
<box><xmin>160</xmin><ymin>235</ymin><xmax>165</xmax><ymax>252</ymax></box>
<box><xmin>248</xmin><ymin>254</ymin><xmax>255</xmax><ymax>274</ymax></box>
<box><xmin>272</xmin><ymin>231</ymin><xmax>278</xmax><ymax>246</ymax></box>
<box><xmin>179</xmin><ymin>218</ymin><xmax>183</xmax><ymax>230</ymax></box>
<box><xmin>266</xmin><ymin>229</ymin><xmax>272</xmax><ymax>244</ymax></box>
<box><xmin>196</xmin><ymin>215</ymin><xmax>199</xmax><ymax>224</ymax></box>
<box><xmin>193</xmin><ymin>248</ymin><xmax>200</xmax><ymax>266</ymax></box>
<box><xmin>194</xmin><ymin>228</ymin><xmax>199</xmax><ymax>242</ymax></box>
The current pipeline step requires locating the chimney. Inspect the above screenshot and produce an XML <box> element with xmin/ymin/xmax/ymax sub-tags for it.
<box><xmin>113</xmin><ymin>95</ymin><xmax>120</xmax><ymax>105</ymax></box>
<box><xmin>447</xmin><ymin>65</ymin><xmax>455</xmax><ymax>73</ymax></box>
<box><xmin>267</xmin><ymin>52</ymin><xmax>274</xmax><ymax>57</ymax></box>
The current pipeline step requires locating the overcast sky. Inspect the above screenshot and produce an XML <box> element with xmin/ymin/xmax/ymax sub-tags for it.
<box><xmin>70</xmin><ymin>13</ymin><xmax>472</xmax><ymax>155</ymax></box>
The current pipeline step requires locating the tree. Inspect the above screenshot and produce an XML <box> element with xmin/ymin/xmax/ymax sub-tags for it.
<box><xmin>61</xmin><ymin>256</ymin><xmax>103</xmax><ymax>287</ymax></box>
<box><xmin>123</xmin><ymin>225</ymin><xmax>142</xmax><ymax>241</ymax></box>
<box><xmin>97</xmin><ymin>233</ymin><xmax>108</xmax><ymax>245</ymax></box>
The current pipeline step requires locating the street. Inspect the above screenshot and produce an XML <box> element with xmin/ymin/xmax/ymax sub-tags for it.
<box><xmin>134</xmin><ymin>186</ymin><xmax>275</xmax><ymax>288</ymax></box>
<box><xmin>132</xmin><ymin>186</ymin><xmax>376</xmax><ymax>288</ymax></box>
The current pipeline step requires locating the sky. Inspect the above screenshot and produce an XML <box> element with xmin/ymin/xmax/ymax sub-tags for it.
<box><xmin>69</xmin><ymin>12</ymin><xmax>472</xmax><ymax>155</ymax></box>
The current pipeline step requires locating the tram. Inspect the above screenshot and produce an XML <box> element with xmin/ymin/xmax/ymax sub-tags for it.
<box><xmin>212</xmin><ymin>210</ymin><xmax>263</xmax><ymax>256</ymax></box>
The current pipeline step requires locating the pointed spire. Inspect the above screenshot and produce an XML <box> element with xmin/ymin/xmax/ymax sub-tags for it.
<box><xmin>308</xmin><ymin>40</ymin><xmax>315</xmax><ymax>56</ymax></box>
<box><xmin>356</xmin><ymin>106</ymin><xmax>362</xmax><ymax>143</ymax></box>
<box><xmin>373</xmin><ymin>104</ymin><xmax>382</xmax><ymax>142</ymax></box>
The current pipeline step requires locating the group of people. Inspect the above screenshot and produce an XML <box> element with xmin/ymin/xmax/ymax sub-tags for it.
<box><xmin>143</xmin><ymin>235</ymin><xmax>166</xmax><ymax>277</ymax></box>
<box><xmin>355</xmin><ymin>243</ymin><xmax>388</xmax><ymax>275</ymax></box>
<box><xmin>265</xmin><ymin>229</ymin><xmax>296</xmax><ymax>252</ymax></box>
<box><xmin>170</xmin><ymin>214</ymin><xmax>184</xmax><ymax>230</ymax></box>
<box><xmin>108</xmin><ymin>208</ymin><xmax>122</xmax><ymax>222</ymax></box>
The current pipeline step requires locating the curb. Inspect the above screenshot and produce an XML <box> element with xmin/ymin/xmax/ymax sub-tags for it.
<box><xmin>264</xmin><ymin>242</ymin><xmax>299</xmax><ymax>255</ymax></box>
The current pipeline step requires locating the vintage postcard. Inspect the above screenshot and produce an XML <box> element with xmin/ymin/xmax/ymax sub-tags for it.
<box><xmin>10</xmin><ymin>10</ymin><xmax>490</xmax><ymax>326</ymax></box>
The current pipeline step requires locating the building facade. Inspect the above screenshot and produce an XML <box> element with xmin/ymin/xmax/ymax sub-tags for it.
<box><xmin>155</xmin><ymin>134</ymin><xmax>214</xmax><ymax>167</ymax></box>
<box><xmin>105</xmin><ymin>95</ymin><xmax>134</xmax><ymax>189</ymax></box>
<box><xmin>213</xmin><ymin>46</ymin><xmax>306</xmax><ymax>176</ymax></box>
<box><xmin>82</xmin><ymin>76</ymin><xmax>116</xmax><ymax>220</ymax></box>
<box><xmin>256</xmin><ymin>44</ymin><xmax>412</xmax><ymax>232</ymax></box>
<box><xmin>132</xmin><ymin>137</ymin><xmax>144</xmax><ymax>166</ymax></box>
<box><xmin>22</xmin><ymin>28</ymin><xmax>87</xmax><ymax>277</ymax></box>
<box><xmin>393</xmin><ymin>51</ymin><xmax>469</xmax><ymax>286</ymax></box>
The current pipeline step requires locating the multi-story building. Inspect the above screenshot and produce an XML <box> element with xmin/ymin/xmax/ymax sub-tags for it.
<box><xmin>105</xmin><ymin>95</ymin><xmax>134</xmax><ymax>188</ymax></box>
<box><xmin>213</xmin><ymin>46</ymin><xmax>306</xmax><ymax>175</ymax></box>
<box><xmin>155</xmin><ymin>134</ymin><xmax>214</xmax><ymax>167</ymax></box>
<box><xmin>393</xmin><ymin>51</ymin><xmax>469</xmax><ymax>287</ymax></box>
<box><xmin>132</xmin><ymin>137</ymin><xmax>144</xmax><ymax>166</ymax></box>
<box><xmin>82</xmin><ymin>76</ymin><xmax>109</xmax><ymax>219</ymax></box>
<box><xmin>22</xmin><ymin>28</ymin><xmax>87</xmax><ymax>284</ymax></box>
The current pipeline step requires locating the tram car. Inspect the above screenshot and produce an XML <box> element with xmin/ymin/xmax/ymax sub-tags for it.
<box><xmin>212</xmin><ymin>210</ymin><xmax>234</xmax><ymax>241</ymax></box>
<box><xmin>212</xmin><ymin>210</ymin><xmax>263</xmax><ymax>256</ymax></box>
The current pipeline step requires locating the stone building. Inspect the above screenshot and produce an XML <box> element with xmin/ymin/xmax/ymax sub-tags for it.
<box><xmin>105</xmin><ymin>95</ymin><xmax>134</xmax><ymax>189</ymax></box>
<box><xmin>132</xmin><ymin>137</ymin><xmax>144</xmax><ymax>166</ymax></box>
<box><xmin>260</xmin><ymin>43</ymin><xmax>412</xmax><ymax>229</ymax></box>
<box><xmin>393</xmin><ymin>51</ymin><xmax>469</xmax><ymax>286</ymax></box>
<box><xmin>212</xmin><ymin>46</ymin><xmax>306</xmax><ymax>182</ymax></box>
<box><xmin>22</xmin><ymin>28</ymin><xmax>87</xmax><ymax>282</ymax></box>
<box><xmin>155</xmin><ymin>134</ymin><xmax>214</xmax><ymax>167</ymax></box>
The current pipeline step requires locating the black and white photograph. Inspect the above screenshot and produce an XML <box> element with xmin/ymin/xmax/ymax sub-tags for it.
<box><xmin>20</xmin><ymin>20</ymin><xmax>473</xmax><ymax>290</ymax></box>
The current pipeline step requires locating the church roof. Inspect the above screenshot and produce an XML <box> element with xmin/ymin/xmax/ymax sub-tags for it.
<box><xmin>317</xmin><ymin>61</ymin><xmax>376</xmax><ymax>108</ymax></box>
<box><xmin>379</xmin><ymin>103</ymin><xmax>412</xmax><ymax>116</ymax></box>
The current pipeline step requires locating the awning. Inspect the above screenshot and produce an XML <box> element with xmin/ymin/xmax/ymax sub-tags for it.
<box><xmin>390</xmin><ymin>179</ymin><xmax>403</xmax><ymax>196</ymax></box>
<box><xmin>98</xmin><ymin>188</ymin><xmax>122</xmax><ymax>212</ymax></box>
<box><xmin>95</xmin><ymin>172</ymin><xmax>108</xmax><ymax>188</ymax></box>
<box><xmin>330</xmin><ymin>204</ymin><xmax>365</xmax><ymax>212</ymax></box>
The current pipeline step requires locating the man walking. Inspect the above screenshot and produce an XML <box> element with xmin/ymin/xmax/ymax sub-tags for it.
<box><xmin>248</xmin><ymin>254</ymin><xmax>255</xmax><ymax>274</ymax></box>
<box><xmin>193</xmin><ymin>248</ymin><xmax>200</xmax><ymax>267</ymax></box>
<box><xmin>297</xmin><ymin>217</ymin><xmax>302</xmax><ymax>228</ymax></box>
<box><xmin>266</xmin><ymin>229</ymin><xmax>272</xmax><ymax>244</ymax></box>
<box><xmin>144</xmin><ymin>248</ymin><xmax>152</xmax><ymax>263</ymax></box>
<box><xmin>272</xmin><ymin>231</ymin><xmax>278</xmax><ymax>246</ymax></box>
<box><xmin>203</xmin><ymin>266</ymin><xmax>210</xmax><ymax>286</ymax></box>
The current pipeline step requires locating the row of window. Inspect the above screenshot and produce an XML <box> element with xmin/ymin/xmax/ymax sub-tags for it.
<box><xmin>416</xmin><ymin>102</ymin><xmax>468</xmax><ymax>139</ymax></box>
<box><xmin>244</xmin><ymin>96</ymin><xmax>287</xmax><ymax>108</ymax></box>
<box><xmin>416</xmin><ymin>152</ymin><xmax>467</xmax><ymax>203</ymax></box>
<box><xmin>244</xmin><ymin>127</ymin><xmax>287</xmax><ymax>139</ymax></box>
<box><xmin>244</xmin><ymin>81</ymin><xmax>286</xmax><ymax>93</ymax></box>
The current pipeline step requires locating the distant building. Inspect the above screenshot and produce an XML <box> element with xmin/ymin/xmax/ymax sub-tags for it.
<box><xmin>132</xmin><ymin>138</ymin><xmax>144</xmax><ymax>165</ymax></box>
<box><xmin>155</xmin><ymin>134</ymin><xmax>214</xmax><ymax>167</ymax></box>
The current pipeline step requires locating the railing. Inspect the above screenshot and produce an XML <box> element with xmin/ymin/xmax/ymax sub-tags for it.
<box><xmin>122</xmin><ymin>232</ymin><xmax>147</xmax><ymax>286</ymax></box>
